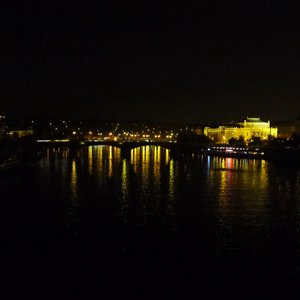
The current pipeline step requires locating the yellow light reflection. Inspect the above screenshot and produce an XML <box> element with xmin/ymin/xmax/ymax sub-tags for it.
<box><xmin>210</xmin><ymin>156</ymin><xmax>269</xmax><ymax>214</ymax></box>
<box><xmin>165</xmin><ymin>149</ymin><xmax>170</xmax><ymax>164</ymax></box>
<box><xmin>70</xmin><ymin>159</ymin><xmax>78</xmax><ymax>201</ymax></box>
<box><xmin>94</xmin><ymin>145</ymin><xmax>104</xmax><ymax>186</ymax></box>
<box><xmin>140</xmin><ymin>146</ymin><xmax>149</xmax><ymax>186</ymax></box>
<box><xmin>108</xmin><ymin>146</ymin><xmax>113</xmax><ymax>177</ymax></box>
<box><xmin>131</xmin><ymin>147</ymin><xmax>140</xmax><ymax>173</ymax></box>
<box><xmin>88</xmin><ymin>146</ymin><xmax>93</xmax><ymax>175</ymax></box>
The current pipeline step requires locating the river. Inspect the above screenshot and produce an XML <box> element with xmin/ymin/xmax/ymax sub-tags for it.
<box><xmin>1</xmin><ymin>145</ymin><xmax>300</xmax><ymax>298</ymax></box>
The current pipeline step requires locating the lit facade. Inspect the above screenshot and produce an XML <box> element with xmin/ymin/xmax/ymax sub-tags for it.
<box><xmin>204</xmin><ymin>117</ymin><xmax>278</xmax><ymax>143</ymax></box>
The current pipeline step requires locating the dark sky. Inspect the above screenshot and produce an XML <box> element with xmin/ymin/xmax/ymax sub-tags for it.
<box><xmin>1</xmin><ymin>1</ymin><xmax>300</xmax><ymax>123</ymax></box>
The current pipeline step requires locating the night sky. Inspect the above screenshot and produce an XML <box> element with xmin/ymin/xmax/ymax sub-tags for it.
<box><xmin>2</xmin><ymin>1</ymin><xmax>300</xmax><ymax>123</ymax></box>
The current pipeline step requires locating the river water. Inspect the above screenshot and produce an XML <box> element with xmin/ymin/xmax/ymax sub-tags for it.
<box><xmin>2</xmin><ymin>145</ymin><xmax>300</xmax><ymax>298</ymax></box>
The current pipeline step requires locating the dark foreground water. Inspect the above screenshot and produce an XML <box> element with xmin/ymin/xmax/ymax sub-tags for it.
<box><xmin>1</xmin><ymin>146</ymin><xmax>300</xmax><ymax>299</ymax></box>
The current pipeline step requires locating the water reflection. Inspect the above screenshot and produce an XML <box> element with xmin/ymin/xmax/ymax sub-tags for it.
<box><xmin>121</xmin><ymin>159</ymin><xmax>129</xmax><ymax>223</ymax></box>
<box><xmin>39</xmin><ymin>147</ymin><xmax>300</xmax><ymax>243</ymax></box>
<box><xmin>41</xmin><ymin>148</ymin><xmax>297</xmax><ymax>211</ymax></box>
<box><xmin>88</xmin><ymin>146</ymin><xmax>93</xmax><ymax>175</ymax></box>
<box><xmin>68</xmin><ymin>158</ymin><xmax>79</xmax><ymax>236</ymax></box>
<box><xmin>202</xmin><ymin>156</ymin><xmax>273</xmax><ymax>258</ymax></box>
<box><xmin>130</xmin><ymin>146</ymin><xmax>170</xmax><ymax>198</ymax></box>
<box><xmin>8</xmin><ymin>146</ymin><xmax>300</xmax><ymax>296</ymax></box>
<box><xmin>70</xmin><ymin>159</ymin><xmax>78</xmax><ymax>201</ymax></box>
<box><xmin>208</xmin><ymin>157</ymin><xmax>269</xmax><ymax>192</ymax></box>
<box><xmin>169</xmin><ymin>159</ymin><xmax>175</xmax><ymax>202</ymax></box>
<box><xmin>85</xmin><ymin>146</ymin><xmax>121</xmax><ymax>185</ymax></box>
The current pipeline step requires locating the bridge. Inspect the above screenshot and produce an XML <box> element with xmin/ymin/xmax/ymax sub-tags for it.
<box><xmin>81</xmin><ymin>140</ymin><xmax>177</xmax><ymax>158</ymax></box>
<box><xmin>37</xmin><ymin>139</ymin><xmax>178</xmax><ymax>158</ymax></box>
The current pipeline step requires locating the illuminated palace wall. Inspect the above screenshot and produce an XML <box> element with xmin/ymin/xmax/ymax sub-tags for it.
<box><xmin>204</xmin><ymin>117</ymin><xmax>278</xmax><ymax>143</ymax></box>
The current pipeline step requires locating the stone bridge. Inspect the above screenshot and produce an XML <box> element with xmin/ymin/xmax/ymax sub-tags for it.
<box><xmin>82</xmin><ymin>140</ymin><xmax>176</xmax><ymax>158</ymax></box>
<box><xmin>37</xmin><ymin>139</ymin><xmax>207</xmax><ymax>158</ymax></box>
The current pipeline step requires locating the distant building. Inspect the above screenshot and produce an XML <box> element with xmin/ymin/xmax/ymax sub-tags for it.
<box><xmin>204</xmin><ymin>117</ymin><xmax>278</xmax><ymax>143</ymax></box>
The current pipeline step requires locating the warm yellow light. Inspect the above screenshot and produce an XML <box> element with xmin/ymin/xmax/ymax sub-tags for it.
<box><xmin>73</xmin><ymin>131</ymin><xmax>77</xmax><ymax>135</ymax></box>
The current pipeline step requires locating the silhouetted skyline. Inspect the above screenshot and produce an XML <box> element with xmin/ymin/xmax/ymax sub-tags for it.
<box><xmin>2</xmin><ymin>1</ymin><xmax>300</xmax><ymax>123</ymax></box>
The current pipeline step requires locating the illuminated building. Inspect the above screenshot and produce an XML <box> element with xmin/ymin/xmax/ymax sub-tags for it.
<box><xmin>204</xmin><ymin>117</ymin><xmax>278</xmax><ymax>143</ymax></box>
